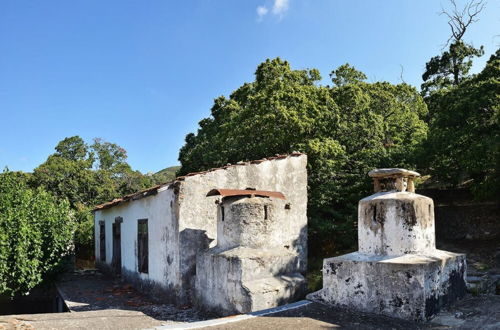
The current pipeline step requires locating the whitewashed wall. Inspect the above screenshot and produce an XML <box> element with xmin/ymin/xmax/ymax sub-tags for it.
<box><xmin>94</xmin><ymin>187</ymin><xmax>180</xmax><ymax>296</ymax></box>
<box><xmin>176</xmin><ymin>155</ymin><xmax>308</xmax><ymax>301</ymax></box>
<box><xmin>178</xmin><ymin>155</ymin><xmax>308</xmax><ymax>264</ymax></box>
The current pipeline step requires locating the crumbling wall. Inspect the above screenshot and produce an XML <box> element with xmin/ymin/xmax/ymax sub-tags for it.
<box><xmin>176</xmin><ymin>154</ymin><xmax>308</xmax><ymax>302</ymax></box>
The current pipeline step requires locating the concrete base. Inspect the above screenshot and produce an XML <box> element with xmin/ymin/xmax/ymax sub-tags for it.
<box><xmin>196</xmin><ymin>246</ymin><xmax>306</xmax><ymax>316</ymax></box>
<box><xmin>308</xmin><ymin>250</ymin><xmax>466</xmax><ymax>322</ymax></box>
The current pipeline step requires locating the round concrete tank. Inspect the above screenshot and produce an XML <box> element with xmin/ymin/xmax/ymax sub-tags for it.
<box><xmin>358</xmin><ymin>168</ymin><xmax>436</xmax><ymax>256</ymax></box>
<box><xmin>217</xmin><ymin>196</ymin><xmax>275</xmax><ymax>250</ymax></box>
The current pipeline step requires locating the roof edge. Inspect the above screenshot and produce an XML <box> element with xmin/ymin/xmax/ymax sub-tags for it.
<box><xmin>92</xmin><ymin>153</ymin><xmax>305</xmax><ymax>212</ymax></box>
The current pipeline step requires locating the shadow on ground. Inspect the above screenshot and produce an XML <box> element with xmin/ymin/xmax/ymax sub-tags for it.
<box><xmin>56</xmin><ymin>271</ymin><xmax>205</xmax><ymax>323</ymax></box>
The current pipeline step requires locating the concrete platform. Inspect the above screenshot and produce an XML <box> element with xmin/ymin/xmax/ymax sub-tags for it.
<box><xmin>310</xmin><ymin>250</ymin><xmax>466</xmax><ymax>321</ymax></box>
<box><xmin>1</xmin><ymin>271</ymin><xmax>498</xmax><ymax>329</ymax></box>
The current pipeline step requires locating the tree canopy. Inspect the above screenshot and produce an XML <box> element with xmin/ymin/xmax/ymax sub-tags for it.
<box><xmin>29</xmin><ymin>136</ymin><xmax>160</xmax><ymax>257</ymax></box>
<box><xmin>178</xmin><ymin>58</ymin><xmax>428</xmax><ymax>252</ymax></box>
<box><xmin>421</xmin><ymin>0</ymin><xmax>485</xmax><ymax>96</ymax></box>
<box><xmin>422</xmin><ymin>49</ymin><xmax>500</xmax><ymax>198</ymax></box>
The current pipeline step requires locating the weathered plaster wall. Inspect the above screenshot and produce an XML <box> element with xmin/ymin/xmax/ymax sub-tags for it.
<box><xmin>309</xmin><ymin>175</ymin><xmax>466</xmax><ymax>322</ymax></box>
<box><xmin>196</xmin><ymin>246</ymin><xmax>305</xmax><ymax>315</ymax></box>
<box><xmin>94</xmin><ymin>187</ymin><xmax>180</xmax><ymax>300</ymax></box>
<box><xmin>176</xmin><ymin>155</ymin><xmax>308</xmax><ymax>301</ymax></box>
<box><xmin>196</xmin><ymin>195</ymin><xmax>306</xmax><ymax>315</ymax></box>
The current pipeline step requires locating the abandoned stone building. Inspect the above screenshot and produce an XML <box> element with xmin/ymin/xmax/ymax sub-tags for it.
<box><xmin>93</xmin><ymin>154</ymin><xmax>307</xmax><ymax>309</ymax></box>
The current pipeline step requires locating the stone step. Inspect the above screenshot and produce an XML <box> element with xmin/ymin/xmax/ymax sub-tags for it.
<box><xmin>466</xmin><ymin>274</ymin><xmax>499</xmax><ymax>295</ymax></box>
<box><xmin>243</xmin><ymin>274</ymin><xmax>306</xmax><ymax>312</ymax></box>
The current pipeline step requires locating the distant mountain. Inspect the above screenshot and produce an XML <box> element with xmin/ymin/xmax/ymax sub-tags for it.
<box><xmin>151</xmin><ymin>166</ymin><xmax>181</xmax><ymax>184</ymax></box>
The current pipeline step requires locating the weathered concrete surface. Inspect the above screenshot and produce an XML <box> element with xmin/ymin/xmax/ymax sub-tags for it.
<box><xmin>0</xmin><ymin>309</ymin><xmax>165</xmax><ymax>330</ymax></box>
<box><xmin>177</xmin><ymin>295</ymin><xmax>500</xmax><ymax>330</ymax></box>
<box><xmin>0</xmin><ymin>271</ymin><xmax>205</xmax><ymax>330</ymax></box>
<box><xmin>178</xmin><ymin>154</ymin><xmax>308</xmax><ymax>304</ymax></box>
<box><xmin>216</xmin><ymin>197</ymin><xmax>280</xmax><ymax>250</ymax></box>
<box><xmin>58</xmin><ymin>271</ymin><xmax>203</xmax><ymax>321</ymax></box>
<box><xmin>196</xmin><ymin>196</ymin><xmax>306</xmax><ymax>315</ymax></box>
<box><xmin>2</xmin><ymin>294</ymin><xmax>498</xmax><ymax>330</ymax></box>
<box><xmin>196</xmin><ymin>246</ymin><xmax>305</xmax><ymax>315</ymax></box>
<box><xmin>358</xmin><ymin>191</ymin><xmax>436</xmax><ymax>256</ymax></box>
<box><xmin>310</xmin><ymin>250</ymin><xmax>466</xmax><ymax>321</ymax></box>
<box><xmin>310</xmin><ymin>169</ymin><xmax>466</xmax><ymax>322</ymax></box>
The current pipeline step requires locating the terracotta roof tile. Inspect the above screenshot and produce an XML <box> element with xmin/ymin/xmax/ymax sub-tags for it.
<box><xmin>93</xmin><ymin>153</ymin><xmax>304</xmax><ymax>211</ymax></box>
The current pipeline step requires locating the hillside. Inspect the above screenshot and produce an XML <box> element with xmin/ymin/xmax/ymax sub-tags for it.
<box><xmin>152</xmin><ymin>166</ymin><xmax>181</xmax><ymax>184</ymax></box>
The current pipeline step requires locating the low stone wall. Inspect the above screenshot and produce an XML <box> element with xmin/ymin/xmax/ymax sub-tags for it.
<box><xmin>417</xmin><ymin>188</ymin><xmax>499</xmax><ymax>241</ymax></box>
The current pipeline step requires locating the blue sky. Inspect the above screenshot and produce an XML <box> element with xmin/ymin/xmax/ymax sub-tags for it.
<box><xmin>1</xmin><ymin>0</ymin><xmax>498</xmax><ymax>174</ymax></box>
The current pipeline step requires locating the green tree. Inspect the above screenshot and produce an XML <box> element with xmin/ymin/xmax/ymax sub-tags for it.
<box><xmin>422</xmin><ymin>49</ymin><xmax>500</xmax><ymax>198</ymax></box>
<box><xmin>421</xmin><ymin>0</ymin><xmax>485</xmax><ymax>96</ymax></box>
<box><xmin>91</xmin><ymin>138</ymin><xmax>128</xmax><ymax>172</ymax></box>
<box><xmin>419</xmin><ymin>0</ymin><xmax>498</xmax><ymax>198</ymax></box>
<box><xmin>54</xmin><ymin>136</ymin><xmax>90</xmax><ymax>162</ymax></box>
<box><xmin>179</xmin><ymin>58</ymin><xmax>428</xmax><ymax>254</ymax></box>
<box><xmin>330</xmin><ymin>63</ymin><xmax>367</xmax><ymax>87</ymax></box>
<box><xmin>32</xmin><ymin>136</ymin><xmax>156</xmax><ymax>256</ymax></box>
<box><xmin>0</xmin><ymin>170</ymin><xmax>74</xmax><ymax>296</ymax></box>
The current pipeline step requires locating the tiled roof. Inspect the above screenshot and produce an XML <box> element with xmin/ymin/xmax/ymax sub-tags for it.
<box><xmin>92</xmin><ymin>153</ymin><xmax>304</xmax><ymax>211</ymax></box>
<box><xmin>206</xmin><ymin>189</ymin><xmax>286</xmax><ymax>200</ymax></box>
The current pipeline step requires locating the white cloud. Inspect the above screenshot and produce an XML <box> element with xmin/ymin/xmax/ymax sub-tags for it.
<box><xmin>256</xmin><ymin>6</ymin><xmax>268</xmax><ymax>19</ymax></box>
<box><xmin>272</xmin><ymin>0</ymin><xmax>289</xmax><ymax>15</ymax></box>
<box><xmin>256</xmin><ymin>0</ymin><xmax>290</xmax><ymax>21</ymax></box>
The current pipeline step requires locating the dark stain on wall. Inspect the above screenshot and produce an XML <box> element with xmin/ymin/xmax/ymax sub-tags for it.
<box><xmin>424</xmin><ymin>264</ymin><xmax>466</xmax><ymax>319</ymax></box>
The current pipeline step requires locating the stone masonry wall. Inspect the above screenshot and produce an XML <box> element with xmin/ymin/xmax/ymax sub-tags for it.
<box><xmin>418</xmin><ymin>188</ymin><xmax>499</xmax><ymax>241</ymax></box>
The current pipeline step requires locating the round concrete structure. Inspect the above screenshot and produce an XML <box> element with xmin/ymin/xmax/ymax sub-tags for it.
<box><xmin>358</xmin><ymin>191</ymin><xmax>436</xmax><ymax>256</ymax></box>
<box><xmin>217</xmin><ymin>196</ymin><xmax>275</xmax><ymax>250</ymax></box>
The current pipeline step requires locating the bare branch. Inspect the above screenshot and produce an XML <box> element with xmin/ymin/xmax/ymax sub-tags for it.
<box><xmin>399</xmin><ymin>64</ymin><xmax>406</xmax><ymax>84</ymax></box>
<box><xmin>440</xmin><ymin>0</ymin><xmax>486</xmax><ymax>48</ymax></box>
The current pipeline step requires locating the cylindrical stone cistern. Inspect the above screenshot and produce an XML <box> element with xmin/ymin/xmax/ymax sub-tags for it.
<box><xmin>359</xmin><ymin>168</ymin><xmax>436</xmax><ymax>256</ymax></box>
<box><xmin>196</xmin><ymin>188</ymin><xmax>306</xmax><ymax>315</ymax></box>
<box><xmin>308</xmin><ymin>168</ymin><xmax>467</xmax><ymax>322</ymax></box>
<box><xmin>217</xmin><ymin>195</ymin><xmax>276</xmax><ymax>250</ymax></box>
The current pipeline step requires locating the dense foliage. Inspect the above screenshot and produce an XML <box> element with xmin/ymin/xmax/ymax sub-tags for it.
<box><xmin>421</xmin><ymin>49</ymin><xmax>500</xmax><ymax>198</ymax></box>
<box><xmin>29</xmin><ymin>136</ymin><xmax>164</xmax><ymax>257</ymax></box>
<box><xmin>0</xmin><ymin>170</ymin><xmax>74</xmax><ymax>296</ymax></box>
<box><xmin>178</xmin><ymin>58</ymin><xmax>428</xmax><ymax>253</ymax></box>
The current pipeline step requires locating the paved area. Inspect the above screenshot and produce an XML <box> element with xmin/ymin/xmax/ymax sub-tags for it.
<box><xmin>56</xmin><ymin>271</ymin><xmax>203</xmax><ymax>322</ymax></box>
<box><xmin>0</xmin><ymin>309</ymin><xmax>164</xmax><ymax>330</ymax></box>
<box><xmin>0</xmin><ymin>271</ymin><xmax>204</xmax><ymax>330</ymax></box>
